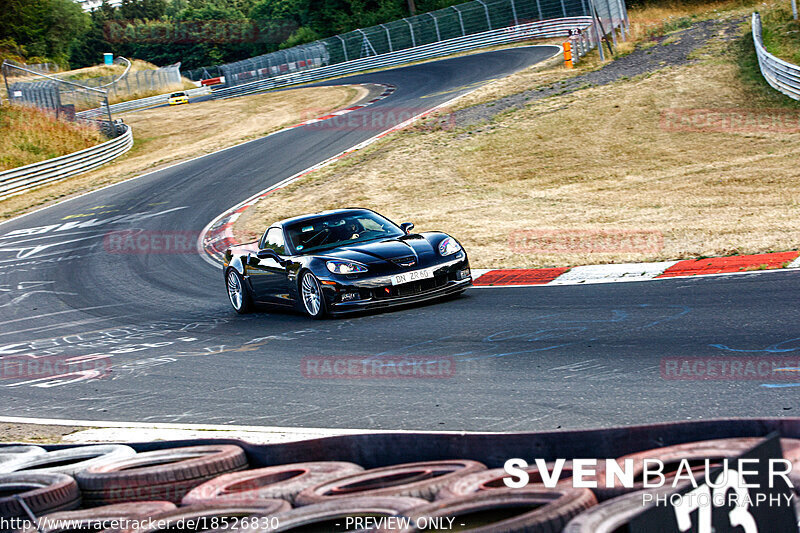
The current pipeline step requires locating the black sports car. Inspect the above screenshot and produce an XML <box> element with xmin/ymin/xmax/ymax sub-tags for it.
<box><xmin>223</xmin><ymin>208</ymin><xmax>472</xmax><ymax>318</ymax></box>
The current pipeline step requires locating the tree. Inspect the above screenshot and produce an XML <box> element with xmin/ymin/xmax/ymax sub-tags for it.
<box><xmin>1</xmin><ymin>0</ymin><xmax>89</xmax><ymax>66</ymax></box>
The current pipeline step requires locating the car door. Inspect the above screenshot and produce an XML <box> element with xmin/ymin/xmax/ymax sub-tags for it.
<box><xmin>248</xmin><ymin>227</ymin><xmax>292</xmax><ymax>305</ymax></box>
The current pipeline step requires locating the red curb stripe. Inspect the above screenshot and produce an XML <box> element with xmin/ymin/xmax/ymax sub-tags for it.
<box><xmin>473</xmin><ymin>268</ymin><xmax>570</xmax><ymax>286</ymax></box>
<box><xmin>657</xmin><ymin>251</ymin><xmax>799</xmax><ymax>278</ymax></box>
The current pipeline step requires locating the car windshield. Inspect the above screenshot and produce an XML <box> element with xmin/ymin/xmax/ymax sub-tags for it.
<box><xmin>285</xmin><ymin>211</ymin><xmax>404</xmax><ymax>254</ymax></box>
<box><xmin>170</xmin><ymin>92</ymin><xmax>185</xmax><ymax>98</ymax></box>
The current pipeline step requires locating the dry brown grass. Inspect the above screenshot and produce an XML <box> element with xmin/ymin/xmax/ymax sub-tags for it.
<box><xmin>234</xmin><ymin>31</ymin><xmax>800</xmax><ymax>269</ymax></box>
<box><xmin>0</xmin><ymin>85</ymin><xmax>366</xmax><ymax>221</ymax></box>
<box><xmin>0</xmin><ymin>106</ymin><xmax>104</xmax><ymax>171</ymax></box>
<box><xmin>454</xmin><ymin>0</ymin><xmax>764</xmax><ymax>110</ymax></box>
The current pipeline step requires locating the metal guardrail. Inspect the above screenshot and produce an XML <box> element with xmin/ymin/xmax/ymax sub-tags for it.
<box><xmin>212</xmin><ymin>17</ymin><xmax>597</xmax><ymax>99</ymax></box>
<box><xmin>0</xmin><ymin>124</ymin><xmax>134</xmax><ymax>200</ymax></box>
<box><xmin>77</xmin><ymin>86</ymin><xmax>211</xmax><ymax>119</ymax></box>
<box><xmin>752</xmin><ymin>12</ymin><xmax>800</xmax><ymax>100</ymax></box>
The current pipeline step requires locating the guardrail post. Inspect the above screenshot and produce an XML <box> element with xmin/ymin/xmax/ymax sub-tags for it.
<box><xmin>510</xmin><ymin>0</ymin><xmax>519</xmax><ymax>25</ymax></box>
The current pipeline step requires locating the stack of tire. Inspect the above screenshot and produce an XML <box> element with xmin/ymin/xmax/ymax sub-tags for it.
<box><xmin>0</xmin><ymin>436</ymin><xmax>797</xmax><ymax>532</ymax></box>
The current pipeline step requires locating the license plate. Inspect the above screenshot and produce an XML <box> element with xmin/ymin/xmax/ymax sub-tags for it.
<box><xmin>391</xmin><ymin>268</ymin><xmax>434</xmax><ymax>286</ymax></box>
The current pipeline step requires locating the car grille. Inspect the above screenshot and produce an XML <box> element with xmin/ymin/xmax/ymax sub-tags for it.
<box><xmin>391</xmin><ymin>256</ymin><xmax>417</xmax><ymax>268</ymax></box>
<box><xmin>374</xmin><ymin>274</ymin><xmax>448</xmax><ymax>299</ymax></box>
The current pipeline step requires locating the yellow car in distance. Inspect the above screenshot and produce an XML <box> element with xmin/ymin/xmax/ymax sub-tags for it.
<box><xmin>168</xmin><ymin>92</ymin><xmax>189</xmax><ymax>105</ymax></box>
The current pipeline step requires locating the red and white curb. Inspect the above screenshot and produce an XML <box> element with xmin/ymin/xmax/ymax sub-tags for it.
<box><xmin>291</xmin><ymin>84</ymin><xmax>396</xmax><ymax>127</ymax></box>
<box><xmin>471</xmin><ymin>251</ymin><xmax>800</xmax><ymax>287</ymax></box>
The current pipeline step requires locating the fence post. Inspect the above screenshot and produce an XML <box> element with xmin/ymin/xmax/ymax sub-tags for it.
<box><xmin>476</xmin><ymin>0</ymin><xmax>492</xmax><ymax>29</ymax></box>
<box><xmin>793</xmin><ymin>0</ymin><xmax>798</xmax><ymax>20</ymax></box>
<box><xmin>405</xmin><ymin>18</ymin><xmax>417</xmax><ymax>47</ymax></box>
<box><xmin>560</xmin><ymin>0</ymin><xmax>567</xmax><ymax>17</ymax></box>
<box><xmin>357</xmin><ymin>29</ymin><xmax>377</xmax><ymax>56</ymax></box>
<box><xmin>429</xmin><ymin>13</ymin><xmax>442</xmax><ymax>41</ymax></box>
<box><xmin>615</xmin><ymin>0</ymin><xmax>626</xmax><ymax>39</ymax></box>
<box><xmin>380</xmin><ymin>24</ymin><xmax>393</xmax><ymax>51</ymax></box>
<box><xmin>451</xmin><ymin>6</ymin><xmax>466</xmax><ymax>35</ymax></box>
<box><xmin>592</xmin><ymin>4</ymin><xmax>605</xmax><ymax>61</ymax></box>
<box><xmin>535</xmin><ymin>0</ymin><xmax>543</xmax><ymax>20</ymax></box>
<box><xmin>336</xmin><ymin>35</ymin><xmax>349</xmax><ymax>61</ymax></box>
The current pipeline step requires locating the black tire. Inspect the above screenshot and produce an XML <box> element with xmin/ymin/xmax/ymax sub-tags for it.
<box><xmin>295</xmin><ymin>460</ymin><xmax>486</xmax><ymax>505</ymax></box>
<box><xmin>597</xmin><ymin>437</ymin><xmax>800</xmax><ymax>501</ymax></box>
<box><xmin>1</xmin><ymin>444</ymin><xmax>136</xmax><ymax>476</ymax></box>
<box><xmin>299</xmin><ymin>271</ymin><xmax>326</xmax><ymax>319</ymax></box>
<box><xmin>437</xmin><ymin>462</ymin><xmax>576</xmax><ymax>500</ymax></box>
<box><xmin>0</xmin><ymin>473</ymin><xmax>80</xmax><ymax>518</ymax></box>
<box><xmin>19</xmin><ymin>502</ymin><xmax>177</xmax><ymax>533</ymax></box>
<box><xmin>101</xmin><ymin>503</ymin><xmax>292</xmax><ymax>533</ymax></box>
<box><xmin>563</xmin><ymin>487</ymin><xmax>682</xmax><ymax>533</ymax></box>
<box><xmin>377</xmin><ymin>488</ymin><xmax>597</xmax><ymax>533</ymax></box>
<box><xmin>182</xmin><ymin>461</ymin><xmax>364</xmax><ymax>506</ymax></box>
<box><xmin>0</xmin><ymin>446</ymin><xmax>45</xmax><ymax>467</ymax></box>
<box><xmin>75</xmin><ymin>445</ymin><xmax>248</xmax><ymax>505</ymax></box>
<box><xmin>260</xmin><ymin>496</ymin><xmax>428</xmax><ymax>532</ymax></box>
<box><xmin>226</xmin><ymin>268</ymin><xmax>253</xmax><ymax>314</ymax></box>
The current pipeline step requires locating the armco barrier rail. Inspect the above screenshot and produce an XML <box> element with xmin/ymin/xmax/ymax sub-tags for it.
<box><xmin>752</xmin><ymin>12</ymin><xmax>800</xmax><ymax>100</ymax></box>
<box><xmin>77</xmin><ymin>86</ymin><xmax>211</xmax><ymax>119</ymax></box>
<box><xmin>213</xmin><ymin>17</ymin><xmax>596</xmax><ymax>99</ymax></box>
<box><xmin>0</xmin><ymin>124</ymin><xmax>133</xmax><ymax>200</ymax></box>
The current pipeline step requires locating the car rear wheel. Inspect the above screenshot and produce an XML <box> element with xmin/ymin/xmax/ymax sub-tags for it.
<box><xmin>226</xmin><ymin>269</ymin><xmax>253</xmax><ymax>314</ymax></box>
<box><xmin>300</xmin><ymin>272</ymin><xmax>326</xmax><ymax>319</ymax></box>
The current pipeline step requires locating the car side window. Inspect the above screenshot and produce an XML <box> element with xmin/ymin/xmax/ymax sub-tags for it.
<box><xmin>262</xmin><ymin>227</ymin><xmax>286</xmax><ymax>255</ymax></box>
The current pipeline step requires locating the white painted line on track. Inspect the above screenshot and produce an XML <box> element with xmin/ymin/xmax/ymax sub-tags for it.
<box><xmin>0</xmin><ymin>415</ymin><xmax>493</xmax><ymax>445</ymax></box>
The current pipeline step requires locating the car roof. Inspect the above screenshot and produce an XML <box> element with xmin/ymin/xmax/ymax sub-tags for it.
<box><xmin>276</xmin><ymin>208</ymin><xmax>373</xmax><ymax>228</ymax></box>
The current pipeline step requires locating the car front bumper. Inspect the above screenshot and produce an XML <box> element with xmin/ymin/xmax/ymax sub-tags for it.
<box><xmin>325</xmin><ymin>256</ymin><xmax>472</xmax><ymax>315</ymax></box>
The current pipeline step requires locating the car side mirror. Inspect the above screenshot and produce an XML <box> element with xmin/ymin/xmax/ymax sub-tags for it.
<box><xmin>257</xmin><ymin>249</ymin><xmax>282</xmax><ymax>262</ymax></box>
<box><xmin>400</xmin><ymin>222</ymin><xmax>414</xmax><ymax>234</ymax></box>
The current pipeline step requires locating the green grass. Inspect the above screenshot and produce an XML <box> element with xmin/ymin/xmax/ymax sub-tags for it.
<box><xmin>760</xmin><ymin>6</ymin><xmax>800</xmax><ymax>64</ymax></box>
<box><xmin>734</xmin><ymin>20</ymin><xmax>800</xmax><ymax>107</ymax></box>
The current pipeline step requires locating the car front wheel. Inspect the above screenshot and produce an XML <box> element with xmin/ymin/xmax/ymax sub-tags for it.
<box><xmin>226</xmin><ymin>269</ymin><xmax>253</xmax><ymax>314</ymax></box>
<box><xmin>300</xmin><ymin>271</ymin><xmax>326</xmax><ymax>319</ymax></box>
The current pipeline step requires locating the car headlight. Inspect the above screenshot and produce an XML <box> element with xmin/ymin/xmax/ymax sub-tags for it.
<box><xmin>326</xmin><ymin>260</ymin><xmax>368</xmax><ymax>274</ymax></box>
<box><xmin>438</xmin><ymin>237</ymin><xmax>462</xmax><ymax>256</ymax></box>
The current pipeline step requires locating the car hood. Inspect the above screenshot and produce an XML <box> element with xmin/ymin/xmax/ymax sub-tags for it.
<box><xmin>320</xmin><ymin>236</ymin><xmax>435</xmax><ymax>265</ymax></box>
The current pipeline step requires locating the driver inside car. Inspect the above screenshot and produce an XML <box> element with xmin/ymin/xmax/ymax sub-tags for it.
<box><xmin>335</xmin><ymin>219</ymin><xmax>363</xmax><ymax>241</ymax></box>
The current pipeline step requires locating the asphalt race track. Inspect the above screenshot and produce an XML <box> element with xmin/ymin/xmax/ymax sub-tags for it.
<box><xmin>1</xmin><ymin>46</ymin><xmax>799</xmax><ymax>432</ymax></box>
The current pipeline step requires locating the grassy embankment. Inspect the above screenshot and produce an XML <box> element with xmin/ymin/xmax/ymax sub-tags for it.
<box><xmin>0</xmin><ymin>106</ymin><xmax>104</xmax><ymax>171</ymax></box>
<box><xmin>234</xmin><ymin>0</ymin><xmax>800</xmax><ymax>269</ymax></box>
<box><xmin>0</xmin><ymin>85</ymin><xmax>367</xmax><ymax>219</ymax></box>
